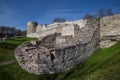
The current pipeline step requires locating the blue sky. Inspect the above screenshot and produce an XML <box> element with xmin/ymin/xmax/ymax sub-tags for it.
<box><xmin>0</xmin><ymin>0</ymin><xmax>120</xmax><ymax>30</ymax></box>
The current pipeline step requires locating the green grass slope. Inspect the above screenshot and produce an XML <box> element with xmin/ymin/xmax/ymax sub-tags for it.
<box><xmin>0</xmin><ymin>37</ymin><xmax>37</xmax><ymax>62</ymax></box>
<box><xmin>0</xmin><ymin>37</ymin><xmax>120</xmax><ymax>80</ymax></box>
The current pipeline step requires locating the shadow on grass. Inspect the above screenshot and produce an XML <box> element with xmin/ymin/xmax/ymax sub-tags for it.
<box><xmin>0</xmin><ymin>42</ymin><xmax>18</xmax><ymax>50</ymax></box>
<box><xmin>36</xmin><ymin>74</ymin><xmax>58</xmax><ymax>80</ymax></box>
<box><xmin>0</xmin><ymin>69</ymin><xmax>14</xmax><ymax>80</ymax></box>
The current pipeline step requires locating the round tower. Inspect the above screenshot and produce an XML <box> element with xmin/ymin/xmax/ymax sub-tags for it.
<box><xmin>27</xmin><ymin>22</ymin><xmax>38</xmax><ymax>34</ymax></box>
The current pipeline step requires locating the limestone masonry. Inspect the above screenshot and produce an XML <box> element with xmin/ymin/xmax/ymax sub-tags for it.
<box><xmin>27</xmin><ymin>19</ymin><xmax>86</xmax><ymax>38</ymax></box>
<box><xmin>15</xmin><ymin>14</ymin><xmax>120</xmax><ymax>74</ymax></box>
<box><xmin>100</xmin><ymin>14</ymin><xmax>120</xmax><ymax>47</ymax></box>
<box><xmin>26</xmin><ymin>14</ymin><xmax>120</xmax><ymax>48</ymax></box>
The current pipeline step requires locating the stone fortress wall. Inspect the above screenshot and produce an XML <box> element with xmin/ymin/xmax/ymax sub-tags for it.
<box><xmin>14</xmin><ymin>14</ymin><xmax>120</xmax><ymax>74</ymax></box>
<box><xmin>27</xmin><ymin>19</ymin><xmax>87</xmax><ymax>38</ymax></box>
<box><xmin>27</xmin><ymin>22</ymin><xmax>38</xmax><ymax>34</ymax></box>
<box><xmin>15</xmin><ymin>18</ymin><xmax>100</xmax><ymax>74</ymax></box>
<box><xmin>27</xmin><ymin>14</ymin><xmax>120</xmax><ymax>48</ymax></box>
<box><xmin>100</xmin><ymin>14</ymin><xmax>120</xmax><ymax>47</ymax></box>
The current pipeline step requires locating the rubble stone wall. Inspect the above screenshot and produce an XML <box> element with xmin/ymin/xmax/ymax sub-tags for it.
<box><xmin>27</xmin><ymin>14</ymin><xmax>120</xmax><ymax>48</ymax></box>
<box><xmin>27</xmin><ymin>22</ymin><xmax>38</xmax><ymax>34</ymax></box>
<box><xmin>15</xmin><ymin>18</ymin><xmax>100</xmax><ymax>74</ymax></box>
<box><xmin>27</xmin><ymin>19</ymin><xmax>86</xmax><ymax>38</ymax></box>
<box><xmin>100</xmin><ymin>14</ymin><xmax>120</xmax><ymax>48</ymax></box>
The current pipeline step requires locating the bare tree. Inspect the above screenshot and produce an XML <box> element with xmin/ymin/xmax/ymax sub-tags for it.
<box><xmin>98</xmin><ymin>8</ymin><xmax>106</xmax><ymax>18</ymax></box>
<box><xmin>84</xmin><ymin>13</ymin><xmax>94</xmax><ymax>19</ymax></box>
<box><xmin>98</xmin><ymin>8</ymin><xmax>114</xmax><ymax>18</ymax></box>
<box><xmin>52</xmin><ymin>18</ymin><xmax>66</xmax><ymax>23</ymax></box>
<box><xmin>106</xmin><ymin>8</ymin><xmax>113</xmax><ymax>16</ymax></box>
<box><xmin>0</xmin><ymin>26</ymin><xmax>23</xmax><ymax>40</ymax></box>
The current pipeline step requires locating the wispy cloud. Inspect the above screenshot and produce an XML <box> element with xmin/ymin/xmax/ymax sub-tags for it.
<box><xmin>37</xmin><ymin>8</ymin><xmax>84</xmax><ymax>24</ymax></box>
<box><xmin>0</xmin><ymin>5</ymin><xmax>21</xmax><ymax>29</ymax></box>
<box><xmin>51</xmin><ymin>9</ymin><xmax>75</xmax><ymax>13</ymax></box>
<box><xmin>0</xmin><ymin>6</ymin><xmax>16</xmax><ymax>25</ymax></box>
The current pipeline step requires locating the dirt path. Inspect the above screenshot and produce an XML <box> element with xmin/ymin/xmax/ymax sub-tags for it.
<box><xmin>0</xmin><ymin>61</ymin><xmax>15</xmax><ymax>67</ymax></box>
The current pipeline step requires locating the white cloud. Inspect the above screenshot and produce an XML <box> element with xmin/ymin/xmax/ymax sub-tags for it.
<box><xmin>0</xmin><ymin>5</ymin><xmax>25</xmax><ymax>30</ymax></box>
<box><xmin>0</xmin><ymin>5</ymin><xmax>18</xmax><ymax>26</ymax></box>
<box><xmin>37</xmin><ymin>9</ymin><xmax>84</xmax><ymax>24</ymax></box>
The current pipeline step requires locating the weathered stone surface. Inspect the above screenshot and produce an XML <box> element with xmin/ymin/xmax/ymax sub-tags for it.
<box><xmin>16</xmin><ymin>14</ymin><xmax>120</xmax><ymax>74</ymax></box>
<box><xmin>27</xmin><ymin>22</ymin><xmax>38</xmax><ymax>34</ymax></box>
<box><xmin>26</xmin><ymin>14</ymin><xmax>120</xmax><ymax>48</ymax></box>
<box><xmin>100</xmin><ymin>35</ymin><xmax>120</xmax><ymax>48</ymax></box>
<box><xmin>100</xmin><ymin>14</ymin><xmax>120</xmax><ymax>37</ymax></box>
<box><xmin>15</xmin><ymin>18</ymin><xmax>100</xmax><ymax>74</ymax></box>
<box><xmin>100</xmin><ymin>14</ymin><xmax>120</xmax><ymax>48</ymax></box>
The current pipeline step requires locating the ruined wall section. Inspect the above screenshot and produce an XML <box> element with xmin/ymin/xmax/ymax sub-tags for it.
<box><xmin>61</xmin><ymin>24</ymin><xmax>79</xmax><ymax>37</ymax></box>
<box><xmin>73</xmin><ymin>19</ymin><xmax>87</xmax><ymax>28</ymax></box>
<box><xmin>100</xmin><ymin>14</ymin><xmax>120</xmax><ymax>37</ymax></box>
<box><xmin>27</xmin><ymin>22</ymin><xmax>38</xmax><ymax>35</ymax></box>
<box><xmin>56</xmin><ymin>18</ymin><xmax>100</xmax><ymax>49</ymax></box>
<box><xmin>15</xmin><ymin>18</ymin><xmax>100</xmax><ymax>74</ymax></box>
<box><xmin>36</xmin><ymin>25</ymin><xmax>47</xmax><ymax>32</ymax></box>
<box><xmin>26</xmin><ymin>19</ymin><xmax>87</xmax><ymax>38</ymax></box>
<box><xmin>100</xmin><ymin>14</ymin><xmax>120</xmax><ymax>48</ymax></box>
<box><xmin>53</xmin><ymin>19</ymin><xmax>100</xmax><ymax>73</ymax></box>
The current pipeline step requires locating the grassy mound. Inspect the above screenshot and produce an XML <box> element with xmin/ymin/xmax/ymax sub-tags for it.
<box><xmin>0</xmin><ymin>37</ymin><xmax>120</xmax><ymax>80</ymax></box>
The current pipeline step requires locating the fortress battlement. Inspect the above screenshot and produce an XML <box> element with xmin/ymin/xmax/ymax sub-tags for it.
<box><xmin>27</xmin><ymin>19</ymin><xmax>87</xmax><ymax>38</ymax></box>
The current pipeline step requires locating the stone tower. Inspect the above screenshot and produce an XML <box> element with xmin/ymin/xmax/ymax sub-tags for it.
<box><xmin>27</xmin><ymin>22</ymin><xmax>38</xmax><ymax>34</ymax></box>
